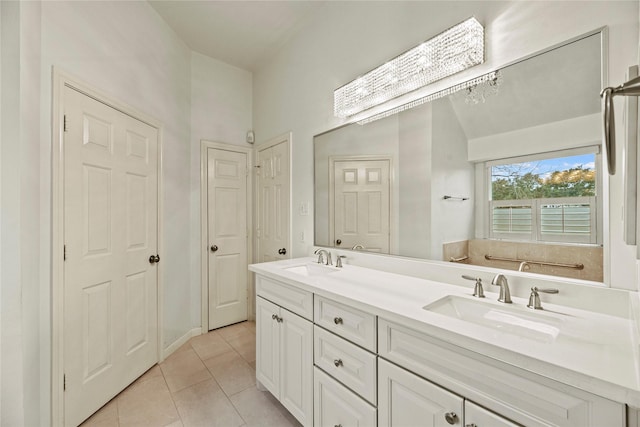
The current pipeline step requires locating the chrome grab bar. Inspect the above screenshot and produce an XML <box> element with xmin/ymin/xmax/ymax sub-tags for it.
<box><xmin>484</xmin><ymin>254</ymin><xmax>584</xmax><ymax>270</ymax></box>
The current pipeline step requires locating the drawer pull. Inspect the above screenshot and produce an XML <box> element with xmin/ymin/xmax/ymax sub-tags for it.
<box><xmin>334</xmin><ymin>317</ymin><xmax>343</xmax><ymax>325</ymax></box>
<box><xmin>444</xmin><ymin>412</ymin><xmax>458</xmax><ymax>425</ymax></box>
<box><xmin>333</xmin><ymin>359</ymin><xmax>343</xmax><ymax>367</ymax></box>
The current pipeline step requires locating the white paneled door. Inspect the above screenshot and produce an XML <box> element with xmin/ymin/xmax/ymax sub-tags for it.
<box><xmin>332</xmin><ymin>159</ymin><xmax>390</xmax><ymax>252</ymax></box>
<box><xmin>257</xmin><ymin>134</ymin><xmax>290</xmax><ymax>262</ymax></box>
<box><xmin>207</xmin><ymin>147</ymin><xmax>249</xmax><ymax>330</ymax></box>
<box><xmin>63</xmin><ymin>87</ymin><xmax>159</xmax><ymax>426</ymax></box>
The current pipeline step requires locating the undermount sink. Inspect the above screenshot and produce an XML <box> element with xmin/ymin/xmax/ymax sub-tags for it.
<box><xmin>284</xmin><ymin>263</ymin><xmax>340</xmax><ymax>277</ymax></box>
<box><xmin>423</xmin><ymin>295</ymin><xmax>568</xmax><ymax>342</ymax></box>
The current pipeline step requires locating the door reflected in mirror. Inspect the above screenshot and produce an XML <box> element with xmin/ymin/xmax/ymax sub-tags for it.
<box><xmin>314</xmin><ymin>32</ymin><xmax>604</xmax><ymax>282</ymax></box>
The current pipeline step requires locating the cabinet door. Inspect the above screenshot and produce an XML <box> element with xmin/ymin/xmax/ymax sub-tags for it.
<box><xmin>280</xmin><ymin>308</ymin><xmax>313</xmax><ymax>427</ymax></box>
<box><xmin>256</xmin><ymin>296</ymin><xmax>280</xmax><ymax>396</ymax></box>
<box><xmin>465</xmin><ymin>401</ymin><xmax>519</xmax><ymax>427</ymax></box>
<box><xmin>379</xmin><ymin>358</ymin><xmax>464</xmax><ymax>427</ymax></box>
<box><xmin>314</xmin><ymin>367</ymin><xmax>377</xmax><ymax>427</ymax></box>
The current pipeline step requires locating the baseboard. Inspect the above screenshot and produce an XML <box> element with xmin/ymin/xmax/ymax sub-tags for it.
<box><xmin>162</xmin><ymin>327</ymin><xmax>202</xmax><ymax>360</ymax></box>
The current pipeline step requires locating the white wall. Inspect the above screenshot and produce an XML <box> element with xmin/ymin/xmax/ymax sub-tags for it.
<box><xmin>431</xmin><ymin>98</ymin><xmax>475</xmax><ymax>259</ymax></box>
<box><xmin>189</xmin><ymin>52</ymin><xmax>253</xmax><ymax>328</ymax></box>
<box><xmin>253</xmin><ymin>1</ymin><xmax>639</xmax><ymax>291</ymax></box>
<box><xmin>0</xmin><ymin>1</ymin><xmax>253</xmax><ymax>425</ymax></box>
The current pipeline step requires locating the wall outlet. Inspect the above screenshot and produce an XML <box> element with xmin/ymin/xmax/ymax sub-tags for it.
<box><xmin>299</xmin><ymin>202</ymin><xmax>309</xmax><ymax>216</ymax></box>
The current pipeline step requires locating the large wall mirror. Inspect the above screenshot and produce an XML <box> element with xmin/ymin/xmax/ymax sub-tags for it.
<box><xmin>314</xmin><ymin>31</ymin><xmax>605</xmax><ymax>282</ymax></box>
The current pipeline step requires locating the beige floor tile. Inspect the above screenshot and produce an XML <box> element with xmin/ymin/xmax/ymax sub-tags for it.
<box><xmin>232</xmin><ymin>340</ymin><xmax>256</xmax><ymax>363</ymax></box>
<box><xmin>117</xmin><ymin>375</ymin><xmax>180</xmax><ymax>427</ymax></box>
<box><xmin>81</xmin><ymin>398</ymin><xmax>119</xmax><ymax>427</ymax></box>
<box><xmin>172</xmin><ymin>378</ymin><xmax>244</xmax><ymax>427</ymax></box>
<box><xmin>230</xmin><ymin>387</ymin><xmax>301</xmax><ymax>427</ymax></box>
<box><xmin>203</xmin><ymin>350</ymin><xmax>256</xmax><ymax>396</ymax></box>
<box><xmin>218</xmin><ymin>322</ymin><xmax>251</xmax><ymax>341</ymax></box>
<box><xmin>160</xmin><ymin>348</ymin><xmax>212</xmax><ymax>393</ymax></box>
<box><xmin>245</xmin><ymin>321</ymin><xmax>256</xmax><ymax>333</ymax></box>
<box><xmin>190</xmin><ymin>330</ymin><xmax>234</xmax><ymax>361</ymax></box>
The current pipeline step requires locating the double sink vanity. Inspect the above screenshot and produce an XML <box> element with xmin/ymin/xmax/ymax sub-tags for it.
<box><xmin>250</xmin><ymin>252</ymin><xmax>640</xmax><ymax>427</ymax></box>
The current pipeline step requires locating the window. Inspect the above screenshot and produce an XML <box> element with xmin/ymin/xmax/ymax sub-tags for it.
<box><xmin>488</xmin><ymin>148</ymin><xmax>599</xmax><ymax>244</ymax></box>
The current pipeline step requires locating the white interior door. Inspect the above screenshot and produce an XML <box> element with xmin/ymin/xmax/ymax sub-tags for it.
<box><xmin>332</xmin><ymin>159</ymin><xmax>390</xmax><ymax>252</ymax></box>
<box><xmin>207</xmin><ymin>147</ymin><xmax>249</xmax><ymax>330</ymax></box>
<box><xmin>257</xmin><ymin>135</ymin><xmax>290</xmax><ymax>262</ymax></box>
<box><xmin>63</xmin><ymin>87</ymin><xmax>159</xmax><ymax>426</ymax></box>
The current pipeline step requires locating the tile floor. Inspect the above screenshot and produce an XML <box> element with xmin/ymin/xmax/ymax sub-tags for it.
<box><xmin>81</xmin><ymin>321</ymin><xmax>301</xmax><ymax>427</ymax></box>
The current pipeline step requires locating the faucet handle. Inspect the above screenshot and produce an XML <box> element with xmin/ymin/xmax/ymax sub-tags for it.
<box><xmin>336</xmin><ymin>255</ymin><xmax>347</xmax><ymax>268</ymax></box>
<box><xmin>527</xmin><ymin>287</ymin><xmax>559</xmax><ymax>310</ymax></box>
<box><xmin>461</xmin><ymin>275</ymin><xmax>485</xmax><ymax>298</ymax></box>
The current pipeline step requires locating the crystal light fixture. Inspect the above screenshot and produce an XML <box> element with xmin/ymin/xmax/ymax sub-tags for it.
<box><xmin>356</xmin><ymin>71</ymin><xmax>499</xmax><ymax>125</ymax></box>
<box><xmin>334</xmin><ymin>17</ymin><xmax>484</xmax><ymax>119</ymax></box>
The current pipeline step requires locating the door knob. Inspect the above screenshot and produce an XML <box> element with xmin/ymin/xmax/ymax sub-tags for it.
<box><xmin>210</xmin><ymin>245</ymin><xmax>218</xmax><ymax>252</ymax></box>
<box><xmin>149</xmin><ymin>254</ymin><xmax>160</xmax><ymax>264</ymax></box>
<box><xmin>278</xmin><ymin>248</ymin><xmax>287</xmax><ymax>255</ymax></box>
<box><xmin>444</xmin><ymin>412</ymin><xmax>458</xmax><ymax>425</ymax></box>
<box><xmin>336</xmin><ymin>239</ymin><xmax>342</xmax><ymax>245</ymax></box>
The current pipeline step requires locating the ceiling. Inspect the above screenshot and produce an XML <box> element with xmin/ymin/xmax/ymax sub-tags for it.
<box><xmin>149</xmin><ymin>0</ymin><xmax>326</xmax><ymax>71</ymax></box>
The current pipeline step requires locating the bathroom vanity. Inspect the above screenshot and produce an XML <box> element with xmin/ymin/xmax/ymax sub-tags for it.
<box><xmin>250</xmin><ymin>257</ymin><xmax>639</xmax><ymax>427</ymax></box>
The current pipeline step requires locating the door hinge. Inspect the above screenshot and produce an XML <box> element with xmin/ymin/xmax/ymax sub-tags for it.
<box><xmin>64</xmin><ymin>245</ymin><xmax>66</xmax><ymax>261</ymax></box>
<box><xmin>63</xmin><ymin>374</ymin><xmax>66</xmax><ymax>391</ymax></box>
<box><xmin>63</xmin><ymin>115</ymin><xmax>67</xmax><ymax>132</ymax></box>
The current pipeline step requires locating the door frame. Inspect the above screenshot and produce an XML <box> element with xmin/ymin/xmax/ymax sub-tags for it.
<box><xmin>328</xmin><ymin>154</ymin><xmax>396</xmax><ymax>253</ymax></box>
<box><xmin>51</xmin><ymin>68</ymin><xmax>164</xmax><ymax>426</ymax></box>
<box><xmin>200</xmin><ymin>140</ymin><xmax>254</xmax><ymax>331</ymax></box>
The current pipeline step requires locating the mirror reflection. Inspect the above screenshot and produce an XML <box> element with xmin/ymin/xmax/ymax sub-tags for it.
<box><xmin>314</xmin><ymin>32</ymin><xmax>603</xmax><ymax>282</ymax></box>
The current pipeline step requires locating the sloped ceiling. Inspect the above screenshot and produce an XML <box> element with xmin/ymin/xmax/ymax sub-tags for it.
<box><xmin>149</xmin><ymin>0</ymin><xmax>326</xmax><ymax>71</ymax></box>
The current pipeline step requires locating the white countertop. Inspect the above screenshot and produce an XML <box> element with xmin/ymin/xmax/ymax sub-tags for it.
<box><xmin>249</xmin><ymin>257</ymin><xmax>640</xmax><ymax>407</ymax></box>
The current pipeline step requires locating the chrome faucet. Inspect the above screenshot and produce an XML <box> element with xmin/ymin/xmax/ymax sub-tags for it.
<box><xmin>527</xmin><ymin>287</ymin><xmax>559</xmax><ymax>310</ymax></box>
<box><xmin>314</xmin><ymin>248</ymin><xmax>332</xmax><ymax>266</ymax></box>
<box><xmin>491</xmin><ymin>273</ymin><xmax>512</xmax><ymax>303</ymax></box>
<box><xmin>462</xmin><ymin>275</ymin><xmax>485</xmax><ymax>298</ymax></box>
<box><xmin>336</xmin><ymin>255</ymin><xmax>347</xmax><ymax>268</ymax></box>
<box><xmin>518</xmin><ymin>261</ymin><xmax>531</xmax><ymax>272</ymax></box>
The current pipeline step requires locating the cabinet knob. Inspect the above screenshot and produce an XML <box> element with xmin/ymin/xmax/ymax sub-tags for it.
<box><xmin>272</xmin><ymin>314</ymin><xmax>277</xmax><ymax>320</ymax></box>
<box><xmin>333</xmin><ymin>317</ymin><xmax>343</xmax><ymax>325</ymax></box>
<box><xmin>334</xmin><ymin>425</ymin><xmax>343</xmax><ymax>427</ymax></box>
<box><xmin>444</xmin><ymin>412</ymin><xmax>458</xmax><ymax>425</ymax></box>
<box><xmin>465</xmin><ymin>424</ymin><xmax>478</xmax><ymax>427</ymax></box>
<box><xmin>333</xmin><ymin>359</ymin><xmax>343</xmax><ymax>367</ymax></box>
<box><xmin>210</xmin><ymin>245</ymin><xmax>218</xmax><ymax>252</ymax></box>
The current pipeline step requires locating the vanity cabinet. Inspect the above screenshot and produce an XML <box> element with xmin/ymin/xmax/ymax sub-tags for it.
<box><xmin>252</xmin><ymin>269</ymin><xmax>627</xmax><ymax>427</ymax></box>
<box><xmin>255</xmin><ymin>276</ymin><xmax>313</xmax><ymax>427</ymax></box>
<box><xmin>379</xmin><ymin>358</ymin><xmax>516</xmax><ymax>427</ymax></box>
<box><xmin>378</xmin><ymin>319</ymin><xmax>625</xmax><ymax>427</ymax></box>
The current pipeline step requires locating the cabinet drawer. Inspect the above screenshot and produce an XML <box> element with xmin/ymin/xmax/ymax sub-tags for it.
<box><xmin>378</xmin><ymin>358</ymin><xmax>463</xmax><ymax>427</ymax></box>
<box><xmin>465</xmin><ymin>401</ymin><xmax>519</xmax><ymax>427</ymax></box>
<box><xmin>255</xmin><ymin>275</ymin><xmax>313</xmax><ymax>320</ymax></box>
<box><xmin>379</xmin><ymin>319</ymin><xmax>625</xmax><ymax>427</ymax></box>
<box><xmin>314</xmin><ymin>367</ymin><xmax>376</xmax><ymax>427</ymax></box>
<box><xmin>314</xmin><ymin>296</ymin><xmax>376</xmax><ymax>352</ymax></box>
<box><xmin>314</xmin><ymin>326</ymin><xmax>377</xmax><ymax>404</ymax></box>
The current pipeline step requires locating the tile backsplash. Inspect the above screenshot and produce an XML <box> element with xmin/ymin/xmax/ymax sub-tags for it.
<box><xmin>443</xmin><ymin>239</ymin><xmax>603</xmax><ymax>282</ymax></box>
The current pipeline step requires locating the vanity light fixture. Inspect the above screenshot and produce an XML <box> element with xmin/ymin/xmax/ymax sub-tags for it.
<box><xmin>601</xmin><ymin>75</ymin><xmax>640</xmax><ymax>175</ymax></box>
<box><xmin>334</xmin><ymin>17</ymin><xmax>484</xmax><ymax>119</ymax></box>
<box><xmin>357</xmin><ymin>71</ymin><xmax>499</xmax><ymax>125</ymax></box>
